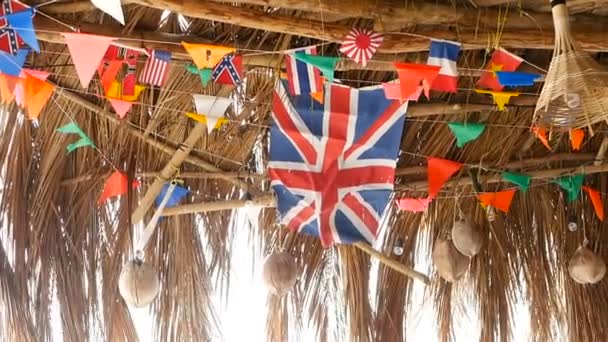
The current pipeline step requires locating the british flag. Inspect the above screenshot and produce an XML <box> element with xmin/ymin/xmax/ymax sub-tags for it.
<box><xmin>0</xmin><ymin>0</ymin><xmax>27</xmax><ymax>55</ymax></box>
<box><xmin>269</xmin><ymin>81</ymin><xmax>407</xmax><ymax>247</ymax></box>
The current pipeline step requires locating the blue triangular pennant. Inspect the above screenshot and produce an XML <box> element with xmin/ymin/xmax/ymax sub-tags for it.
<box><xmin>155</xmin><ymin>183</ymin><xmax>190</xmax><ymax>208</ymax></box>
<box><xmin>5</xmin><ymin>9</ymin><xmax>39</xmax><ymax>53</ymax></box>
<box><xmin>0</xmin><ymin>48</ymin><xmax>28</xmax><ymax>76</ymax></box>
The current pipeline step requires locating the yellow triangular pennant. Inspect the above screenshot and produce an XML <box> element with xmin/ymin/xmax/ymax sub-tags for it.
<box><xmin>106</xmin><ymin>81</ymin><xmax>145</xmax><ymax>102</ymax></box>
<box><xmin>181</xmin><ymin>42</ymin><xmax>235</xmax><ymax>70</ymax></box>
<box><xmin>475</xmin><ymin>89</ymin><xmax>520</xmax><ymax>111</ymax></box>
<box><xmin>185</xmin><ymin>112</ymin><xmax>229</xmax><ymax>129</ymax></box>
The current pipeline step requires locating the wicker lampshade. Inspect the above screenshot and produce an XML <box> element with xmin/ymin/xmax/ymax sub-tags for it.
<box><xmin>262</xmin><ymin>252</ymin><xmax>298</xmax><ymax>296</ymax></box>
<box><xmin>533</xmin><ymin>0</ymin><xmax>608</xmax><ymax>130</ymax></box>
<box><xmin>568</xmin><ymin>245</ymin><xmax>606</xmax><ymax>284</ymax></box>
<box><xmin>432</xmin><ymin>238</ymin><xmax>470</xmax><ymax>282</ymax></box>
<box><xmin>451</xmin><ymin>220</ymin><xmax>483</xmax><ymax>257</ymax></box>
<box><xmin>118</xmin><ymin>260</ymin><xmax>160</xmax><ymax>308</ymax></box>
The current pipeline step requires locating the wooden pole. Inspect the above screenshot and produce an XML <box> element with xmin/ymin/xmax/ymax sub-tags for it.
<box><xmin>160</xmin><ymin>194</ymin><xmax>276</xmax><ymax>216</ymax></box>
<box><xmin>353</xmin><ymin>242</ymin><xmax>430</xmax><ymax>284</ymax></box>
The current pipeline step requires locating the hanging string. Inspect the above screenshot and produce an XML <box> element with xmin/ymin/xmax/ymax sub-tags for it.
<box><xmin>135</xmin><ymin>180</ymin><xmax>177</xmax><ymax>258</ymax></box>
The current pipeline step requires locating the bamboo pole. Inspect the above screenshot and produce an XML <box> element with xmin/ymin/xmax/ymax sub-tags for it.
<box><xmin>353</xmin><ymin>242</ymin><xmax>430</xmax><ymax>284</ymax></box>
<box><xmin>160</xmin><ymin>194</ymin><xmax>276</xmax><ymax>216</ymax></box>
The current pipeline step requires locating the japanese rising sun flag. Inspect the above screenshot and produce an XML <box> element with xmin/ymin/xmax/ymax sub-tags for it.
<box><xmin>269</xmin><ymin>81</ymin><xmax>407</xmax><ymax>247</ymax></box>
<box><xmin>339</xmin><ymin>28</ymin><xmax>383</xmax><ymax>67</ymax></box>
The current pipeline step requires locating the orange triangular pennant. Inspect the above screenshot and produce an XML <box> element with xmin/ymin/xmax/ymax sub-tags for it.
<box><xmin>427</xmin><ymin>157</ymin><xmax>463</xmax><ymax>198</ymax></box>
<box><xmin>181</xmin><ymin>42</ymin><xmax>235</xmax><ymax>70</ymax></box>
<box><xmin>393</xmin><ymin>62</ymin><xmax>441</xmax><ymax>100</ymax></box>
<box><xmin>0</xmin><ymin>73</ymin><xmax>19</xmax><ymax>104</ymax></box>
<box><xmin>570</xmin><ymin>129</ymin><xmax>585</xmax><ymax>151</ymax></box>
<box><xmin>583</xmin><ymin>186</ymin><xmax>604</xmax><ymax>221</ymax></box>
<box><xmin>23</xmin><ymin>74</ymin><xmax>55</xmax><ymax>120</ymax></box>
<box><xmin>531</xmin><ymin>127</ymin><xmax>552</xmax><ymax>151</ymax></box>
<box><xmin>98</xmin><ymin>171</ymin><xmax>140</xmax><ymax>204</ymax></box>
<box><xmin>478</xmin><ymin>189</ymin><xmax>516</xmax><ymax>213</ymax></box>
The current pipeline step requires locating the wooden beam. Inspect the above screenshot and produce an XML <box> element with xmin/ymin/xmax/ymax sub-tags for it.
<box><xmin>161</xmin><ymin>193</ymin><xmax>276</xmax><ymax>216</ymax></box>
<box><xmin>130</xmin><ymin>0</ymin><xmax>608</xmax><ymax>52</ymax></box>
<box><xmin>396</xmin><ymin>163</ymin><xmax>608</xmax><ymax>191</ymax></box>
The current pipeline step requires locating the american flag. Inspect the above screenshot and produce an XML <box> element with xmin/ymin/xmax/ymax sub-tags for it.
<box><xmin>269</xmin><ymin>81</ymin><xmax>407</xmax><ymax>247</ymax></box>
<box><xmin>139</xmin><ymin>49</ymin><xmax>171</xmax><ymax>87</ymax></box>
<box><xmin>212</xmin><ymin>54</ymin><xmax>243</xmax><ymax>85</ymax></box>
<box><xmin>0</xmin><ymin>0</ymin><xmax>27</xmax><ymax>55</ymax></box>
<box><xmin>284</xmin><ymin>46</ymin><xmax>322</xmax><ymax>96</ymax></box>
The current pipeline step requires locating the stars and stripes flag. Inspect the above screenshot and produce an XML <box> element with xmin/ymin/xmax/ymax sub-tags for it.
<box><xmin>139</xmin><ymin>49</ymin><xmax>171</xmax><ymax>87</ymax></box>
<box><xmin>212</xmin><ymin>54</ymin><xmax>243</xmax><ymax>85</ymax></box>
<box><xmin>269</xmin><ymin>81</ymin><xmax>407</xmax><ymax>247</ymax></box>
<box><xmin>0</xmin><ymin>0</ymin><xmax>28</xmax><ymax>55</ymax></box>
<box><xmin>284</xmin><ymin>46</ymin><xmax>322</xmax><ymax>96</ymax></box>
<box><xmin>339</xmin><ymin>28</ymin><xmax>383</xmax><ymax>67</ymax></box>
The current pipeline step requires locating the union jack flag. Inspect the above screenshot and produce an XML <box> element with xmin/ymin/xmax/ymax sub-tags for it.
<box><xmin>269</xmin><ymin>81</ymin><xmax>407</xmax><ymax>247</ymax></box>
<box><xmin>212</xmin><ymin>54</ymin><xmax>243</xmax><ymax>85</ymax></box>
<box><xmin>0</xmin><ymin>1</ymin><xmax>27</xmax><ymax>55</ymax></box>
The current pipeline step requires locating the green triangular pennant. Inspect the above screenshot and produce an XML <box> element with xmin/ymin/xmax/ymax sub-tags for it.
<box><xmin>293</xmin><ymin>53</ymin><xmax>338</xmax><ymax>82</ymax></box>
<box><xmin>447</xmin><ymin>122</ymin><xmax>486</xmax><ymax>147</ymax></box>
<box><xmin>67</xmin><ymin>137</ymin><xmax>96</xmax><ymax>153</ymax></box>
<box><xmin>553</xmin><ymin>174</ymin><xmax>585</xmax><ymax>202</ymax></box>
<box><xmin>57</xmin><ymin>122</ymin><xmax>95</xmax><ymax>153</ymax></box>
<box><xmin>56</xmin><ymin>122</ymin><xmax>84</xmax><ymax>135</ymax></box>
<box><xmin>186</xmin><ymin>64</ymin><xmax>213</xmax><ymax>86</ymax></box>
<box><xmin>502</xmin><ymin>171</ymin><xmax>531</xmax><ymax>192</ymax></box>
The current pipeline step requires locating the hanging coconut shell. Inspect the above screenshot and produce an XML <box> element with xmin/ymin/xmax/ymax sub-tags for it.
<box><xmin>262</xmin><ymin>252</ymin><xmax>298</xmax><ymax>296</ymax></box>
<box><xmin>451</xmin><ymin>220</ymin><xmax>483</xmax><ymax>257</ymax></box>
<box><xmin>432</xmin><ymin>238</ymin><xmax>469</xmax><ymax>282</ymax></box>
<box><xmin>568</xmin><ymin>245</ymin><xmax>606</xmax><ymax>284</ymax></box>
<box><xmin>118</xmin><ymin>260</ymin><xmax>160</xmax><ymax>308</ymax></box>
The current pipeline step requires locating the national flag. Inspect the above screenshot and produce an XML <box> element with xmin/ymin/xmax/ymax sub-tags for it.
<box><xmin>0</xmin><ymin>1</ymin><xmax>28</xmax><ymax>55</ymax></box>
<box><xmin>269</xmin><ymin>81</ymin><xmax>408</xmax><ymax>247</ymax></box>
<box><xmin>339</xmin><ymin>28</ymin><xmax>383</xmax><ymax>67</ymax></box>
<box><xmin>284</xmin><ymin>46</ymin><xmax>322</xmax><ymax>96</ymax></box>
<box><xmin>426</xmin><ymin>39</ymin><xmax>460</xmax><ymax>93</ymax></box>
<box><xmin>99</xmin><ymin>45</ymin><xmax>140</xmax><ymax>95</ymax></box>
<box><xmin>212</xmin><ymin>54</ymin><xmax>243</xmax><ymax>85</ymax></box>
<box><xmin>477</xmin><ymin>48</ymin><xmax>523</xmax><ymax>91</ymax></box>
<box><xmin>139</xmin><ymin>49</ymin><xmax>172</xmax><ymax>87</ymax></box>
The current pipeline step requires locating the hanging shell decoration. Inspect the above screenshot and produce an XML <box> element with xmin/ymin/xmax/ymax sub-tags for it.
<box><xmin>451</xmin><ymin>220</ymin><xmax>483</xmax><ymax>257</ymax></box>
<box><xmin>262</xmin><ymin>252</ymin><xmax>298</xmax><ymax>296</ymax></box>
<box><xmin>118</xmin><ymin>259</ymin><xmax>160</xmax><ymax>308</ymax></box>
<box><xmin>432</xmin><ymin>238</ymin><xmax>470</xmax><ymax>282</ymax></box>
<box><xmin>568</xmin><ymin>245</ymin><xmax>606</xmax><ymax>284</ymax></box>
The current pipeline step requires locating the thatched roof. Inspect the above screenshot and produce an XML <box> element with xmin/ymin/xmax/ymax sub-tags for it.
<box><xmin>3</xmin><ymin>0</ymin><xmax>608</xmax><ymax>341</ymax></box>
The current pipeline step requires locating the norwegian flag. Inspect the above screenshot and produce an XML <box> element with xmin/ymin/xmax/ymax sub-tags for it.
<box><xmin>284</xmin><ymin>46</ymin><xmax>322</xmax><ymax>96</ymax></box>
<box><xmin>0</xmin><ymin>1</ymin><xmax>27</xmax><ymax>55</ymax></box>
<box><xmin>339</xmin><ymin>28</ymin><xmax>383</xmax><ymax>67</ymax></box>
<box><xmin>139</xmin><ymin>49</ymin><xmax>171</xmax><ymax>87</ymax></box>
<box><xmin>212</xmin><ymin>54</ymin><xmax>243</xmax><ymax>85</ymax></box>
<box><xmin>269</xmin><ymin>81</ymin><xmax>407</xmax><ymax>247</ymax></box>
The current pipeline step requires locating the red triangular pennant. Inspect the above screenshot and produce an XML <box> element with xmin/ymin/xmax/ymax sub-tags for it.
<box><xmin>98</xmin><ymin>171</ymin><xmax>140</xmax><ymax>204</ymax></box>
<box><xmin>393</xmin><ymin>62</ymin><xmax>441</xmax><ymax>100</ymax></box>
<box><xmin>427</xmin><ymin>157</ymin><xmax>463</xmax><ymax>198</ymax></box>
<box><xmin>570</xmin><ymin>129</ymin><xmax>585</xmax><ymax>151</ymax></box>
<box><xmin>108</xmin><ymin>98</ymin><xmax>132</xmax><ymax>119</ymax></box>
<box><xmin>583</xmin><ymin>186</ymin><xmax>604</xmax><ymax>221</ymax></box>
<box><xmin>395</xmin><ymin>197</ymin><xmax>432</xmax><ymax>212</ymax></box>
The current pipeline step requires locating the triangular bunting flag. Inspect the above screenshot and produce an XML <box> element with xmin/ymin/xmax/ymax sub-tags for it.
<box><xmin>475</xmin><ymin>89</ymin><xmax>520</xmax><ymax>111</ymax></box>
<box><xmin>56</xmin><ymin>122</ymin><xmax>96</xmax><ymax>153</ymax></box>
<box><xmin>185</xmin><ymin>113</ymin><xmax>229</xmax><ymax>130</ymax></box>
<box><xmin>155</xmin><ymin>183</ymin><xmax>190</xmax><ymax>208</ymax></box>
<box><xmin>181</xmin><ymin>42</ymin><xmax>235</xmax><ymax>70</ymax></box>
<box><xmin>91</xmin><ymin>0</ymin><xmax>125</xmax><ymax>24</ymax></box>
<box><xmin>502</xmin><ymin>171</ymin><xmax>531</xmax><ymax>192</ymax></box>
<box><xmin>23</xmin><ymin>73</ymin><xmax>55</xmax><ymax>120</ymax></box>
<box><xmin>186</xmin><ymin>64</ymin><xmax>213</xmax><ymax>86</ymax></box>
<box><xmin>192</xmin><ymin>94</ymin><xmax>232</xmax><ymax>133</ymax></box>
<box><xmin>98</xmin><ymin>171</ymin><xmax>140</xmax><ymax>204</ymax></box>
<box><xmin>5</xmin><ymin>9</ymin><xmax>39</xmax><ymax>52</ymax></box>
<box><xmin>62</xmin><ymin>33</ymin><xmax>114</xmax><ymax>88</ymax></box>
<box><xmin>109</xmin><ymin>99</ymin><xmax>132</xmax><ymax>119</ymax></box>
<box><xmin>583</xmin><ymin>186</ymin><xmax>605</xmax><ymax>221</ymax></box>
<box><xmin>0</xmin><ymin>73</ymin><xmax>19</xmax><ymax>104</ymax></box>
<box><xmin>22</xmin><ymin>68</ymin><xmax>49</xmax><ymax>81</ymax></box>
<box><xmin>570</xmin><ymin>129</ymin><xmax>585</xmax><ymax>151</ymax></box>
<box><xmin>382</xmin><ymin>81</ymin><xmax>423</xmax><ymax>102</ymax></box>
<box><xmin>393</xmin><ymin>62</ymin><xmax>441</xmax><ymax>100</ymax></box>
<box><xmin>293</xmin><ymin>53</ymin><xmax>338</xmax><ymax>82</ymax></box>
<box><xmin>0</xmin><ymin>48</ymin><xmax>28</xmax><ymax>76</ymax></box>
<box><xmin>447</xmin><ymin>122</ymin><xmax>486</xmax><ymax>147</ymax></box>
<box><xmin>495</xmin><ymin>71</ymin><xmax>540</xmax><ymax>87</ymax></box>
<box><xmin>553</xmin><ymin>174</ymin><xmax>585</xmax><ymax>202</ymax></box>
<box><xmin>395</xmin><ymin>197</ymin><xmax>432</xmax><ymax>213</ymax></box>
<box><xmin>427</xmin><ymin>157</ymin><xmax>463</xmax><ymax>198</ymax></box>
<box><xmin>531</xmin><ymin>127</ymin><xmax>552</xmax><ymax>151</ymax></box>
<box><xmin>106</xmin><ymin>81</ymin><xmax>145</xmax><ymax>101</ymax></box>
<box><xmin>478</xmin><ymin>189</ymin><xmax>516</xmax><ymax>213</ymax></box>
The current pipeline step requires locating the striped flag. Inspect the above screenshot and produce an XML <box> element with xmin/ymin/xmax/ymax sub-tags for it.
<box><xmin>139</xmin><ymin>49</ymin><xmax>171</xmax><ymax>87</ymax></box>
<box><xmin>426</xmin><ymin>39</ymin><xmax>461</xmax><ymax>93</ymax></box>
<box><xmin>284</xmin><ymin>46</ymin><xmax>322</xmax><ymax>96</ymax></box>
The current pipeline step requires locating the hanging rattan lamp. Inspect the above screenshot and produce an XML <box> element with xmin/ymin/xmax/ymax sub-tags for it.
<box><xmin>533</xmin><ymin>0</ymin><xmax>608</xmax><ymax>131</ymax></box>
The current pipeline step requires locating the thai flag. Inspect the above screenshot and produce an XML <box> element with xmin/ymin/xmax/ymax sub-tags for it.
<box><xmin>426</xmin><ymin>39</ymin><xmax>461</xmax><ymax>93</ymax></box>
<box><xmin>284</xmin><ymin>46</ymin><xmax>322</xmax><ymax>96</ymax></box>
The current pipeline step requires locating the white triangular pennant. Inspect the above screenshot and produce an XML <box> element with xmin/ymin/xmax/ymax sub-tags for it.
<box><xmin>91</xmin><ymin>0</ymin><xmax>125</xmax><ymax>25</ymax></box>
<box><xmin>192</xmin><ymin>94</ymin><xmax>231</xmax><ymax>133</ymax></box>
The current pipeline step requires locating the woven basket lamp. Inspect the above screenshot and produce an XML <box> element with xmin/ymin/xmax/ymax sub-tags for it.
<box><xmin>262</xmin><ymin>252</ymin><xmax>298</xmax><ymax>296</ymax></box>
<box><xmin>118</xmin><ymin>259</ymin><xmax>160</xmax><ymax>308</ymax></box>
<box><xmin>533</xmin><ymin>0</ymin><xmax>608</xmax><ymax>131</ymax></box>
